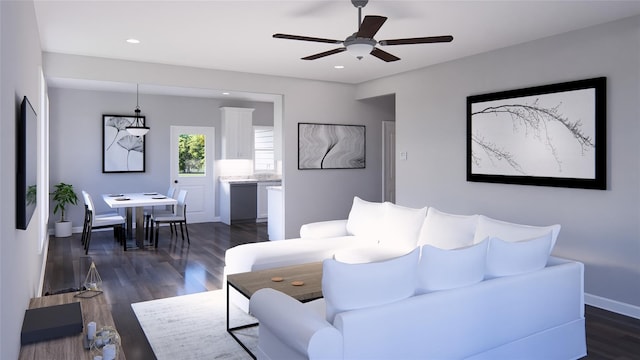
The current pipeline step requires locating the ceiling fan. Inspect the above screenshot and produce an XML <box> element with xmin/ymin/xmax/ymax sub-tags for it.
<box><xmin>273</xmin><ymin>0</ymin><xmax>453</xmax><ymax>62</ymax></box>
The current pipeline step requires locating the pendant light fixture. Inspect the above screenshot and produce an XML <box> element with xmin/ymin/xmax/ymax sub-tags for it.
<box><xmin>126</xmin><ymin>84</ymin><xmax>149</xmax><ymax>136</ymax></box>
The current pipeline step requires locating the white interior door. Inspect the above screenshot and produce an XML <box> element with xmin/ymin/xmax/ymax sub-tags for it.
<box><xmin>170</xmin><ymin>126</ymin><xmax>215</xmax><ymax>223</ymax></box>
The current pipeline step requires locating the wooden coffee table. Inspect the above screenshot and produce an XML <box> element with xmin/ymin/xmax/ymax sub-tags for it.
<box><xmin>226</xmin><ymin>262</ymin><xmax>323</xmax><ymax>359</ymax></box>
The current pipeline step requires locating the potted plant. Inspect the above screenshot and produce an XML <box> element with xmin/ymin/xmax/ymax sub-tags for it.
<box><xmin>51</xmin><ymin>182</ymin><xmax>78</xmax><ymax>237</ymax></box>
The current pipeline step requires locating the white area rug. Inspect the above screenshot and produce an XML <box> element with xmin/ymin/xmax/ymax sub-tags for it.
<box><xmin>131</xmin><ymin>290</ymin><xmax>258</xmax><ymax>360</ymax></box>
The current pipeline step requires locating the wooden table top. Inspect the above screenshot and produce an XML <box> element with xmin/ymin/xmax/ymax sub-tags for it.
<box><xmin>18</xmin><ymin>292</ymin><xmax>125</xmax><ymax>360</ymax></box>
<box><xmin>227</xmin><ymin>262</ymin><xmax>323</xmax><ymax>302</ymax></box>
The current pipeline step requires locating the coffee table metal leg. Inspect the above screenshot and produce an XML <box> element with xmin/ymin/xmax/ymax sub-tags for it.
<box><xmin>227</xmin><ymin>282</ymin><xmax>258</xmax><ymax>359</ymax></box>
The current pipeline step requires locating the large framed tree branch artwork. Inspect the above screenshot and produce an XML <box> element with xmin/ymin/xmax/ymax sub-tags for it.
<box><xmin>102</xmin><ymin>115</ymin><xmax>146</xmax><ymax>173</ymax></box>
<box><xmin>467</xmin><ymin>77</ymin><xmax>606</xmax><ymax>189</ymax></box>
<box><xmin>298</xmin><ymin>123</ymin><xmax>365</xmax><ymax>170</ymax></box>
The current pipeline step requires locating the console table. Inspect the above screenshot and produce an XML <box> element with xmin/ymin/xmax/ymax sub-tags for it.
<box><xmin>18</xmin><ymin>292</ymin><xmax>125</xmax><ymax>360</ymax></box>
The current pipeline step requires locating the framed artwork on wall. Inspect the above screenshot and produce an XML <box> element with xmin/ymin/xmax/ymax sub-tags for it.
<box><xmin>102</xmin><ymin>114</ymin><xmax>146</xmax><ymax>173</ymax></box>
<box><xmin>298</xmin><ymin>123</ymin><xmax>365</xmax><ymax>170</ymax></box>
<box><xmin>467</xmin><ymin>77</ymin><xmax>606</xmax><ymax>189</ymax></box>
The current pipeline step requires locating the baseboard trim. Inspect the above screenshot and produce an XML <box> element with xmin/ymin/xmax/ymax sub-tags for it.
<box><xmin>585</xmin><ymin>293</ymin><xmax>640</xmax><ymax>319</ymax></box>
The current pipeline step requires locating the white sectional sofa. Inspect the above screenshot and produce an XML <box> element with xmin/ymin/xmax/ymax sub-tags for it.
<box><xmin>251</xmin><ymin>256</ymin><xmax>585</xmax><ymax>360</ymax></box>
<box><xmin>223</xmin><ymin>197</ymin><xmax>587</xmax><ymax>359</ymax></box>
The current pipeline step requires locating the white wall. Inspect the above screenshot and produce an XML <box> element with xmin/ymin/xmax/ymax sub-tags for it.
<box><xmin>0</xmin><ymin>2</ymin><xmax>46</xmax><ymax>358</ymax></box>
<box><xmin>357</xmin><ymin>16</ymin><xmax>640</xmax><ymax>315</ymax></box>
<box><xmin>48</xmin><ymin>87</ymin><xmax>274</xmax><ymax>226</ymax></box>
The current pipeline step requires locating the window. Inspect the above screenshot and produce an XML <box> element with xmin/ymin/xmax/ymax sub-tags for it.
<box><xmin>254</xmin><ymin>126</ymin><xmax>274</xmax><ymax>172</ymax></box>
<box><xmin>178</xmin><ymin>134</ymin><xmax>206</xmax><ymax>175</ymax></box>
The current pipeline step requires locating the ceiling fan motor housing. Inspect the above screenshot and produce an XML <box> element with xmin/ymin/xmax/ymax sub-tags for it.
<box><xmin>344</xmin><ymin>34</ymin><xmax>376</xmax><ymax>59</ymax></box>
<box><xmin>351</xmin><ymin>0</ymin><xmax>369</xmax><ymax>8</ymax></box>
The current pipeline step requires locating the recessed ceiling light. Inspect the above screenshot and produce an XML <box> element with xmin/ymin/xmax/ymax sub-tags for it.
<box><xmin>126</xmin><ymin>38</ymin><xmax>140</xmax><ymax>44</ymax></box>
<box><xmin>334</xmin><ymin>65</ymin><xmax>345</xmax><ymax>69</ymax></box>
<box><xmin>222</xmin><ymin>92</ymin><xmax>230</xmax><ymax>95</ymax></box>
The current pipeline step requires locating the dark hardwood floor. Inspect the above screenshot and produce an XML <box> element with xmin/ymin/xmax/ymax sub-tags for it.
<box><xmin>43</xmin><ymin>222</ymin><xmax>266</xmax><ymax>360</ymax></box>
<box><xmin>42</xmin><ymin>222</ymin><xmax>640</xmax><ymax>360</ymax></box>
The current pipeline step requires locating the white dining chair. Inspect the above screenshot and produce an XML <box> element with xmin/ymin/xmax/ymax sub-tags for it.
<box><xmin>81</xmin><ymin>191</ymin><xmax>126</xmax><ymax>254</ymax></box>
<box><xmin>151</xmin><ymin>189</ymin><xmax>189</xmax><ymax>248</ymax></box>
<box><xmin>144</xmin><ymin>186</ymin><xmax>176</xmax><ymax>242</ymax></box>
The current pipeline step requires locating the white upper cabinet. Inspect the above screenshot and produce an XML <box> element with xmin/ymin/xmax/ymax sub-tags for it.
<box><xmin>220</xmin><ymin>107</ymin><xmax>254</xmax><ymax>159</ymax></box>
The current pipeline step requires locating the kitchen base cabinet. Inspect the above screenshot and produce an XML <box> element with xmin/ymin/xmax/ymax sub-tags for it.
<box><xmin>267</xmin><ymin>186</ymin><xmax>284</xmax><ymax>240</ymax></box>
<box><xmin>257</xmin><ymin>181</ymin><xmax>281</xmax><ymax>222</ymax></box>
<box><xmin>220</xmin><ymin>181</ymin><xmax>257</xmax><ymax>225</ymax></box>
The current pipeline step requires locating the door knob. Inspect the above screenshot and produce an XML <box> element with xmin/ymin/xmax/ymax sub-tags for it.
<box><xmin>174</xmin><ymin>180</ymin><xmax>178</xmax><ymax>184</ymax></box>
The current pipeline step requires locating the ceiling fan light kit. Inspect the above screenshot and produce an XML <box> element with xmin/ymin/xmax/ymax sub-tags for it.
<box><xmin>273</xmin><ymin>0</ymin><xmax>453</xmax><ymax>62</ymax></box>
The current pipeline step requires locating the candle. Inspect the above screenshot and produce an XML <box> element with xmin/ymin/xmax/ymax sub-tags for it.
<box><xmin>87</xmin><ymin>321</ymin><xmax>96</xmax><ymax>340</ymax></box>
<box><xmin>103</xmin><ymin>344</ymin><xmax>116</xmax><ymax>360</ymax></box>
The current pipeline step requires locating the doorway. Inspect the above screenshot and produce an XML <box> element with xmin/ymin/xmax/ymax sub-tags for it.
<box><xmin>170</xmin><ymin>126</ymin><xmax>215</xmax><ymax>223</ymax></box>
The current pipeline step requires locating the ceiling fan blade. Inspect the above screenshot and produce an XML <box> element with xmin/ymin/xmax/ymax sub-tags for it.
<box><xmin>302</xmin><ymin>47</ymin><xmax>346</xmax><ymax>60</ymax></box>
<box><xmin>273</xmin><ymin>33</ymin><xmax>342</xmax><ymax>44</ymax></box>
<box><xmin>379</xmin><ymin>35</ymin><xmax>454</xmax><ymax>46</ymax></box>
<box><xmin>357</xmin><ymin>15</ymin><xmax>387</xmax><ymax>39</ymax></box>
<box><xmin>370</xmin><ymin>47</ymin><xmax>400</xmax><ymax>62</ymax></box>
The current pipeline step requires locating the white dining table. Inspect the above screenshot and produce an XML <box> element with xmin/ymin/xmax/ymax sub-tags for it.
<box><xmin>102</xmin><ymin>192</ymin><xmax>178</xmax><ymax>248</ymax></box>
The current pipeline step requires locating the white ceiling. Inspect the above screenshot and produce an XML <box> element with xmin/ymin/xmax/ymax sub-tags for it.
<box><xmin>34</xmin><ymin>0</ymin><xmax>640</xmax><ymax>87</ymax></box>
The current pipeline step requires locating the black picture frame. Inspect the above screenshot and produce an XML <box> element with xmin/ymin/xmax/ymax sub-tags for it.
<box><xmin>102</xmin><ymin>114</ymin><xmax>146</xmax><ymax>173</ymax></box>
<box><xmin>298</xmin><ymin>123</ymin><xmax>366</xmax><ymax>170</ymax></box>
<box><xmin>467</xmin><ymin>77</ymin><xmax>606</xmax><ymax>189</ymax></box>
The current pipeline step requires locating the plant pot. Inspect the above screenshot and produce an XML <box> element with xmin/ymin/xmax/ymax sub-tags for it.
<box><xmin>55</xmin><ymin>221</ymin><xmax>72</xmax><ymax>238</ymax></box>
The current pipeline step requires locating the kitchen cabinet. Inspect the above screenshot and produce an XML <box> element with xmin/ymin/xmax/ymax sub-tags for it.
<box><xmin>267</xmin><ymin>186</ymin><xmax>284</xmax><ymax>240</ymax></box>
<box><xmin>220</xmin><ymin>107</ymin><xmax>254</xmax><ymax>159</ymax></box>
<box><xmin>257</xmin><ymin>180</ymin><xmax>281</xmax><ymax>222</ymax></box>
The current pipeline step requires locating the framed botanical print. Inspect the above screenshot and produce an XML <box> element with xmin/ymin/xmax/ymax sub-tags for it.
<box><xmin>467</xmin><ymin>77</ymin><xmax>606</xmax><ymax>189</ymax></box>
<box><xmin>102</xmin><ymin>115</ymin><xmax>146</xmax><ymax>173</ymax></box>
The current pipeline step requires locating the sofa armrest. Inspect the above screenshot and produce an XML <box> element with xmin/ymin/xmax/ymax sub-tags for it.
<box><xmin>300</xmin><ymin>220</ymin><xmax>349</xmax><ymax>239</ymax></box>
<box><xmin>250</xmin><ymin>288</ymin><xmax>343</xmax><ymax>359</ymax></box>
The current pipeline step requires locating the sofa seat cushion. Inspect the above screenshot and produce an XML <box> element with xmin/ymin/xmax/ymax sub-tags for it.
<box><xmin>224</xmin><ymin>235</ymin><xmax>377</xmax><ymax>275</ymax></box>
<box><xmin>416</xmin><ymin>239</ymin><xmax>488</xmax><ymax>293</ymax></box>
<box><xmin>418</xmin><ymin>208</ymin><xmax>478</xmax><ymax>249</ymax></box>
<box><xmin>333</xmin><ymin>245</ymin><xmax>413</xmax><ymax>264</ymax></box>
<box><xmin>486</xmin><ymin>232</ymin><xmax>553</xmax><ymax>278</ymax></box>
<box><xmin>322</xmin><ymin>248</ymin><xmax>419</xmax><ymax>323</ymax></box>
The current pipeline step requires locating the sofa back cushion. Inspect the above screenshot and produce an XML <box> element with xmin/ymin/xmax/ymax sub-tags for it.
<box><xmin>416</xmin><ymin>239</ymin><xmax>488</xmax><ymax>293</ymax></box>
<box><xmin>322</xmin><ymin>248</ymin><xmax>419</xmax><ymax>323</ymax></box>
<box><xmin>381</xmin><ymin>202</ymin><xmax>428</xmax><ymax>251</ymax></box>
<box><xmin>473</xmin><ymin>215</ymin><xmax>561</xmax><ymax>248</ymax></box>
<box><xmin>486</xmin><ymin>232</ymin><xmax>553</xmax><ymax>278</ymax></box>
<box><xmin>346</xmin><ymin>196</ymin><xmax>427</xmax><ymax>249</ymax></box>
<box><xmin>417</xmin><ymin>208</ymin><xmax>478</xmax><ymax>249</ymax></box>
<box><xmin>346</xmin><ymin>197</ymin><xmax>387</xmax><ymax>241</ymax></box>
